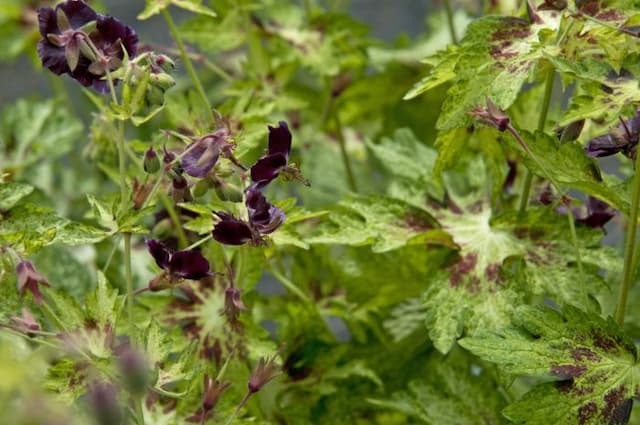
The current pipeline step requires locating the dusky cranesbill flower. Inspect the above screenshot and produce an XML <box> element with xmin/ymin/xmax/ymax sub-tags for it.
<box><xmin>37</xmin><ymin>0</ymin><xmax>138</xmax><ymax>92</ymax></box>
<box><xmin>250</xmin><ymin>121</ymin><xmax>292</xmax><ymax>185</ymax></box>
<box><xmin>585</xmin><ymin>111</ymin><xmax>640</xmax><ymax>159</ymax></box>
<box><xmin>576</xmin><ymin>196</ymin><xmax>616</xmax><ymax>229</ymax></box>
<box><xmin>211</xmin><ymin>186</ymin><xmax>286</xmax><ymax>246</ymax></box>
<box><xmin>146</xmin><ymin>239</ymin><xmax>211</xmax><ymax>282</ymax></box>
<box><xmin>16</xmin><ymin>260</ymin><xmax>50</xmax><ymax>305</ymax></box>
<box><xmin>182</xmin><ymin>129</ymin><xmax>232</xmax><ymax>178</ymax></box>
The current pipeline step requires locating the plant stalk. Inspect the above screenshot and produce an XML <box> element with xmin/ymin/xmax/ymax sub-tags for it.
<box><xmin>161</xmin><ymin>9</ymin><xmax>214</xmax><ymax>122</ymax></box>
<box><xmin>334</xmin><ymin>112</ymin><xmax>358</xmax><ymax>193</ymax></box>
<box><xmin>443</xmin><ymin>0</ymin><xmax>458</xmax><ymax>44</ymax></box>
<box><xmin>615</xmin><ymin>153</ymin><xmax>640</xmax><ymax>325</ymax></box>
<box><xmin>518</xmin><ymin>68</ymin><xmax>554</xmax><ymax>213</ymax></box>
<box><xmin>124</xmin><ymin>233</ymin><xmax>135</xmax><ymax>338</ymax></box>
<box><xmin>159</xmin><ymin>192</ymin><xmax>189</xmax><ymax>248</ymax></box>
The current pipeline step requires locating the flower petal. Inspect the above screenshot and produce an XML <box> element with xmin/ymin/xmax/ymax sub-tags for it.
<box><xmin>37</xmin><ymin>6</ymin><xmax>58</xmax><ymax>37</ymax></box>
<box><xmin>267</xmin><ymin>121</ymin><xmax>292</xmax><ymax>157</ymax></box>
<box><xmin>250</xmin><ymin>153</ymin><xmax>287</xmax><ymax>184</ymax></box>
<box><xmin>245</xmin><ymin>187</ymin><xmax>285</xmax><ymax>234</ymax></box>
<box><xmin>94</xmin><ymin>15</ymin><xmax>138</xmax><ymax>59</ymax></box>
<box><xmin>169</xmin><ymin>250</ymin><xmax>210</xmax><ymax>280</ymax></box>
<box><xmin>57</xmin><ymin>0</ymin><xmax>98</xmax><ymax>30</ymax></box>
<box><xmin>38</xmin><ymin>40</ymin><xmax>69</xmax><ymax>75</ymax></box>
<box><xmin>182</xmin><ymin>141</ymin><xmax>220</xmax><ymax>178</ymax></box>
<box><xmin>212</xmin><ymin>214</ymin><xmax>253</xmax><ymax>245</ymax></box>
<box><xmin>146</xmin><ymin>239</ymin><xmax>170</xmax><ymax>269</ymax></box>
<box><xmin>577</xmin><ymin>197</ymin><xmax>616</xmax><ymax>229</ymax></box>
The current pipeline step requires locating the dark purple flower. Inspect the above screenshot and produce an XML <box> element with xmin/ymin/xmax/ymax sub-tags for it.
<box><xmin>250</xmin><ymin>121</ymin><xmax>292</xmax><ymax>185</ymax></box>
<box><xmin>37</xmin><ymin>0</ymin><xmax>138</xmax><ymax>93</ymax></box>
<box><xmin>182</xmin><ymin>129</ymin><xmax>231</xmax><ymax>178</ymax></box>
<box><xmin>211</xmin><ymin>213</ymin><xmax>254</xmax><ymax>245</ymax></box>
<box><xmin>211</xmin><ymin>187</ymin><xmax>286</xmax><ymax>246</ymax></box>
<box><xmin>585</xmin><ymin>111</ymin><xmax>640</xmax><ymax>158</ymax></box>
<box><xmin>16</xmin><ymin>260</ymin><xmax>50</xmax><ymax>305</ymax></box>
<box><xmin>245</xmin><ymin>186</ymin><xmax>286</xmax><ymax>235</ymax></box>
<box><xmin>146</xmin><ymin>239</ymin><xmax>210</xmax><ymax>280</ymax></box>
<box><xmin>576</xmin><ymin>197</ymin><xmax>616</xmax><ymax>229</ymax></box>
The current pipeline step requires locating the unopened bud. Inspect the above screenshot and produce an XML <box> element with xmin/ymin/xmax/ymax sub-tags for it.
<box><xmin>192</xmin><ymin>178</ymin><xmax>212</xmax><ymax>198</ymax></box>
<box><xmin>118</xmin><ymin>346</ymin><xmax>152</xmax><ymax>396</ymax></box>
<box><xmin>150</xmin><ymin>72</ymin><xmax>175</xmax><ymax>90</ymax></box>
<box><xmin>143</xmin><ymin>147</ymin><xmax>160</xmax><ymax>174</ymax></box>
<box><xmin>154</xmin><ymin>54</ymin><xmax>175</xmax><ymax>72</ymax></box>
<box><xmin>145</xmin><ymin>85</ymin><xmax>165</xmax><ymax>108</ymax></box>
<box><xmin>88</xmin><ymin>382</ymin><xmax>123</xmax><ymax>425</ymax></box>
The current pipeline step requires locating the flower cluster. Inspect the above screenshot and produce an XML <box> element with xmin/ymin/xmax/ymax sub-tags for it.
<box><xmin>37</xmin><ymin>0</ymin><xmax>138</xmax><ymax>92</ymax></box>
<box><xmin>211</xmin><ymin>122</ymin><xmax>295</xmax><ymax>245</ymax></box>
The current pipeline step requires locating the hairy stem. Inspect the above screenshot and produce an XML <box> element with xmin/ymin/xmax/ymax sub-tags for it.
<box><xmin>161</xmin><ymin>8</ymin><xmax>214</xmax><ymax>122</ymax></box>
<box><xmin>518</xmin><ymin>68</ymin><xmax>554</xmax><ymax>213</ymax></box>
<box><xmin>443</xmin><ymin>0</ymin><xmax>458</xmax><ymax>44</ymax></box>
<box><xmin>615</xmin><ymin>153</ymin><xmax>640</xmax><ymax>325</ymax></box>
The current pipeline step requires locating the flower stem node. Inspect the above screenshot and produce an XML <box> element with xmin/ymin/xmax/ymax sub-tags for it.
<box><xmin>470</xmin><ymin>98</ymin><xmax>510</xmax><ymax>132</ymax></box>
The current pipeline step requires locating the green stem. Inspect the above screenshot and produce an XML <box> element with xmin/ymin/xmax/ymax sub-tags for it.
<box><xmin>161</xmin><ymin>8</ymin><xmax>213</xmax><ymax>122</ymax></box>
<box><xmin>615</xmin><ymin>153</ymin><xmax>640</xmax><ymax>325</ymax></box>
<box><xmin>566</xmin><ymin>208</ymin><xmax>585</xmax><ymax>281</ymax></box>
<box><xmin>518</xmin><ymin>68</ymin><xmax>555</xmax><ymax>214</ymax></box>
<box><xmin>134</xmin><ymin>396</ymin><xmax>144</xmax><ymax>425</ymax></box>
<box><xmin>185</xmin><ymin>234</ymin><xmax>212</xmax><ymax>251</ymax></box>
<box><xmin>224</xmin><ymin>392</ymin><xmax>252</xmax><ymax>425</ymax></box>
<box><xmin>269</xmin><ymin>265</ymin><xmax>311</xmax><ymax>303</ymax></box>
<box><xmin>443</xmin><ymin>0</ymin><xmax>458</xmax><ymax>44</ymax></box>
<box><xmin>159</xmin><ymin>192</ymin><xmax>189</xmax><ymax>248</ymax></box>
<box><xmin>124</xmin><ymin>233</ymin><xmax>135</xmax><ymax>339</ymax></box>
<box><xmin>334</xmin><ymin>112</ymin><xmax>358</xmax><ymax>193</ymax></box>
<box><xmin>41</xmin><ymin>300</ymin><xmax>66</xmax><ymax>332</ymax></box>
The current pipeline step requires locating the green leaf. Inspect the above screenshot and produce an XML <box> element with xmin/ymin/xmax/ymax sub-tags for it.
<box><xmin>0</xmin><ymin>99</ymin><xmax>82</xmax><ymax>171</ymax></box>
<box><xmin>138</xmin><ymin>0</ymin><xmax>216</xmax><ymax>20</ymax></box>
<box><xmin>367</xmin><ymin>128</ymin><xmax>444</xmax><ymax>204</ymax></box>
<box><xmin>370</xmin><ymin>353</ymin><xmax>508</xmax><ymax>424</ymax></box>
<box><xmin>460</xmin><ymin>305</ymin><xmax>640</xmax><ymax>425</ymax></box>
<box><xmin>505</xmin><ymin>130</ymin><xmax>629</xmax><ymax>215</ymax></box>
<box><xmin>0</xmin><ymin>182</ymin><xmax>33</xmax><ymax>210</ymax></box>
<box><xmin>560</xmin><ymin>78</ymin><xmax>640</xmax><ymax>127</ymax></box>
<box><xmin>306</xmin><ymin>194</ymin><xmax>455</xmax><ymax>253</ymax></box>
<box><xmin>85</xmin><ymin>272</ymin><xmax>122</xmax><ymax>329</ymax></box>
<box><xmin>408</xmin><ymin>12</ymin><xmax>560</xmax><ymax>131</ymax></box>
<box><xmin>44</xmin><ymin>289</ymin><xmax>85</xmax><ymax>329</ymax></box>
<box><xmin>415</xmin><ymin>172</ymin><xmax>614</xmax><ymax>352</ymax></box>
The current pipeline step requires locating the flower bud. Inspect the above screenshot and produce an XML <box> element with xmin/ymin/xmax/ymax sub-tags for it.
<box><xmin>118</xmin><ymin>346</ymin><xmax>152</xmax><ymax>396</ymax></box>
<box><xmin>16</xmin><ymin>260</ymin><xmax>50</xmax><ymax>305</ymax></box>
<box><xmin>143</xmin><ymin>147</ymin><xmax>160</xmax><ymax>174</ymax></box>
<box><xmin>154</xmin><ymin>54</ymin><xmax>175</xmax><ymax>72</ymax></box>
<box><xmin>150</xmin><ymin>72</ymin><xmax>175</xmax><ymax>90</ymax></box>
<box><xmin>145</xmin><ymin>85</ymin><xmax>165</xmax><ymax>108</ymax></box>
<box><xmin>88</xmin><ymin>382</ymin><xmax>123</xmax><ymax>425</ymax></box>
<box><xmin>192</xmin><ymin>178</ymin><xmax>212</xmax><ymax>198</ymax></box>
